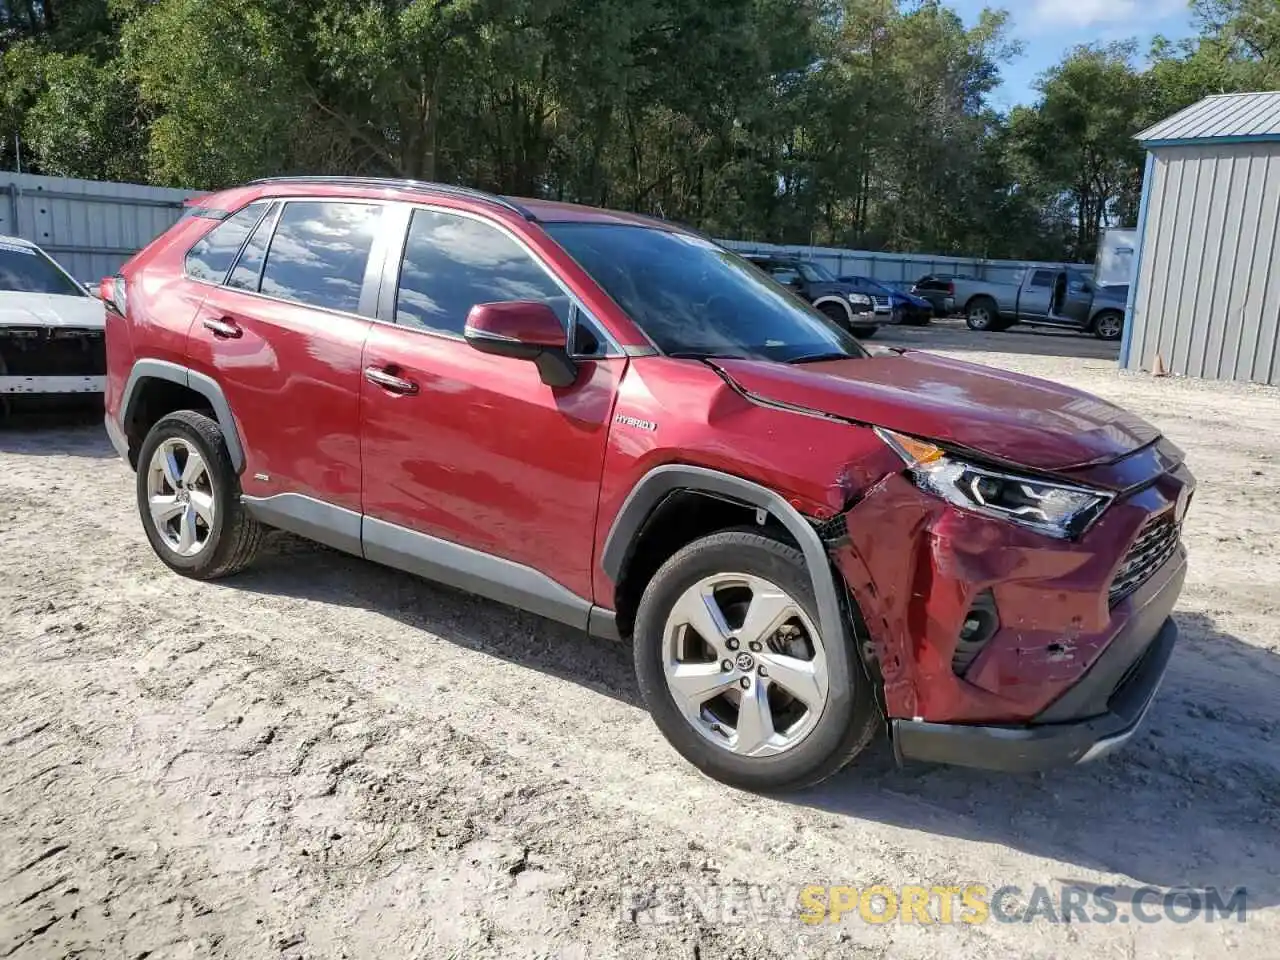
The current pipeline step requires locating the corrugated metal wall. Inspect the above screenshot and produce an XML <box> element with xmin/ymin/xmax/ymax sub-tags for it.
<box><xmin>718</xmin><ymin>238</ymin><xmax>1086</xmax><ymax>287</ymax></box>
<box><xmin>1128</xmin><ymin>142</ymin><xmax>1280</xmax><ymax>385</ymax></box>
<box><xmin>0</xmin><ymin>173</ymin><xmax>197</xmax><ymax>282</ymax></box>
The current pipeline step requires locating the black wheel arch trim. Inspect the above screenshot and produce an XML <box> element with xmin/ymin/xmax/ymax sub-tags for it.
<box><xmin>601</xmin><ymin>464</ymin><xmax>846</xmax><ymax>652</ymax></box>
<box><xmin>120</xmin><ymin>359</ymin><xmax>246</xmax><ymax>472</ymax></box>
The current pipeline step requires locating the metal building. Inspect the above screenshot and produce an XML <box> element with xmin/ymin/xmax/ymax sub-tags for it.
<box><xmin>1126</xmin><ymin>92</ymin><xmax>1280</xmax><ymax>385</ymax></box>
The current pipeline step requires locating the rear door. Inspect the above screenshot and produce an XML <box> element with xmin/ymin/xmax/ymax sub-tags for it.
<box><xmin>185</xmin><ymin>198</ymin><xmax>387</xmax><ymax>529</ymax></box>
<box><xmin>1018</xmin><ymin>269</ymin><xmax>1057</xmax><ymax>319</ymax></box>
<box><xmin>1056</xmin><ymin>271</ymin><xmax>1095</xmax><ymax>327</ymax></box>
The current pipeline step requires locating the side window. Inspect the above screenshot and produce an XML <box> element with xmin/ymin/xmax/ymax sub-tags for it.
<box><xmin>259</xmin><ymin>201</ymin><xmax>382</xmax><ymax>313</ymax></box>
<box><xmin>184</xmin><ymin>202</ymin><xmax>269</xmax><ymax>283</ymax></box>
<box><xmin>394</xmin><ymin>208</ymin><xmax>570</xmax><ymax>337</ymax></box>
<box><xmin>1029</xmin><ymin>270</ymin><xmax>1055</xmax><ymax>288</ymax></box>
<box><xmin>227</xmin><ymin>203</ymin><xmax>280</xmax><ymax>292</ymax></box>
<box><xmin>770</xmin><ymin>266</ymin><xmax>801</xmax><ymax>285</ymax></box>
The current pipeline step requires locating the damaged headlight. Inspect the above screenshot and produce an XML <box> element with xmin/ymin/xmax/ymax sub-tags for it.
<box><xmin>875</xmin><ymin>427</ymin><xmax>1113</xmax><ymax>539</ymax></box>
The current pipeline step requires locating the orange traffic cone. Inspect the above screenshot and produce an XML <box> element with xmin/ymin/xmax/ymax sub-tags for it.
<box><xmin>1151</xmin><ymin>353</ymin><xmax>1169</xmax><ymax>377</ymax></box>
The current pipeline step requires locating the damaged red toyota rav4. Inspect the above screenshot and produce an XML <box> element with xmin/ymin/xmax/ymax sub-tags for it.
<box><xmin>102</xmin><ymin>178</ymin><xmax>1194</xmax><ymax>790</ymax></box>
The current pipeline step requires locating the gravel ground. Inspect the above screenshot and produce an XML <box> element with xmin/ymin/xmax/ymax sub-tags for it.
<box><xmin>1</xmin><ymin>322</ymin><xmax>1277</xmax><ymax>959</ymax></box>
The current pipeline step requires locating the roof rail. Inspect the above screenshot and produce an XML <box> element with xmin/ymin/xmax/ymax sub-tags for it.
<box><xmin>243</xmin><ymin>176</ymin><xmax>537</xmax><ymax>220</ymax></box>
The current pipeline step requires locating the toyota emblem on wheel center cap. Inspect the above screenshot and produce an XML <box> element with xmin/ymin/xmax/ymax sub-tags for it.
<box><xmin>734</xmin><ymin>651</ymin><xmax>755</xmax><ymax>672</ymax></box>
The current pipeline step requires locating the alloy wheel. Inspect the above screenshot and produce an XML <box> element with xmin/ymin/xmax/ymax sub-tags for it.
<box><xmin>662</xmin><ymin>573</ymin><xmax>829</xmax><ymax>757</ymax></box>
<box><xmin>145</xmin><ymin>437</ymin><xmax>216</xmax><ymax>557</ymax></box>
<box><xmin>1096</xmin><ymin>314</ymin><xmax>1123</xmax><ymax>340</ymax></box>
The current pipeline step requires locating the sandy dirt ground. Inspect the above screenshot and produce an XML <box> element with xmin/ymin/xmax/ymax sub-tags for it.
<box><xmin>1</xmin><ymin>322</ymin><xmax>1277</xmax><ymax>959</ymax></box>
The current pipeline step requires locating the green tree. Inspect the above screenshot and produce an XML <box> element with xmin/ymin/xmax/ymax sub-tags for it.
<box><xmin>1008</xmin><ymin>42</ymin><xmax>1147</xmax><ymax>262</ymax></box>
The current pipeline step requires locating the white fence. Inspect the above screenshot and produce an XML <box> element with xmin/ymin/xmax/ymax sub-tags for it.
<box><xmin>0</xmin><ymin>172</ymin><xmax>1088</xmax><ymax>287</ymax></box>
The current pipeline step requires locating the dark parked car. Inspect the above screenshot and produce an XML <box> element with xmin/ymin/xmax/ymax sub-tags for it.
<box><xmin>103</xmin><ymin>177</ymin><xmax>1193</xmax><ymax>790</ymax></box>
<box><xmin>910</xmin><ymin>274</ymin><xmax>972</xmax><ymax>317</ymax></box>
<box><xmin>840</xmin><ymin>275</ymin><xmax>932</xmax><ymax>325</ymax></box>
<box><xmin>743</xmin><ymin>255</ymin><xmax>879</xmax><ymax>337</ymax></box>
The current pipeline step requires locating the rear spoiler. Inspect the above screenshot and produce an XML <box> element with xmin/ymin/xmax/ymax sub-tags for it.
<box><xmin>179</xmin><ymin>194</ymin><xmax>230</xmax><ymax>221</ymax></box>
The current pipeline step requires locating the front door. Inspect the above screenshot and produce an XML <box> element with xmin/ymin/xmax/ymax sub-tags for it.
<box><xmin>185</xmin><ymin>198</ymin><xmax>385</xmax><ymax>533</ymax></box>
<box><xmin>358</xmin><ymin>205</ymin><xmax>623</xmax><ymax>609</ymax></box>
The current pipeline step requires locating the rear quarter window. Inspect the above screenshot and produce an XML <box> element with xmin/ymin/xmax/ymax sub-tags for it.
<box><xmin>184</xmin><ymin>202</ymin><xmax>271</xmax><ymax>284</ymax></box>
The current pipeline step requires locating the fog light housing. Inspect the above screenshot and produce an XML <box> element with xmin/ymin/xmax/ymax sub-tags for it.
<box><xmin>952</xmin><ymin>591</ymin><xmax>999</xmax><ymax>676</ymax></box>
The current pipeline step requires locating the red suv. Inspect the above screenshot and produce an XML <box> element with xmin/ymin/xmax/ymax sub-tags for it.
<box><xmin>102</xmin><ymin>177</ymin><xmax>1194</xmax><ymax>790</ymax></box>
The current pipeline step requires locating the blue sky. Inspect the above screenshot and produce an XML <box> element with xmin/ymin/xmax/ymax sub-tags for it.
<box><xmin>948</xmin><ymin>0</ymin><xmax>1199</xmax><ymax>109</ymax></box>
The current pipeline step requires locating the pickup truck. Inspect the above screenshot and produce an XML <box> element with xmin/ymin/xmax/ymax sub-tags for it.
<box><xmin>941</xmin><ymin>268</ymin><xmax>1128</xmax><ymax>341</ymax></box>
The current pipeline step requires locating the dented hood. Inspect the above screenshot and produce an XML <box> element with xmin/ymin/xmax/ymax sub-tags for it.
<box><xmin>712</xmin><ymin>350</ymin><xmax>1161</xmax><ymax>472</ymax></box>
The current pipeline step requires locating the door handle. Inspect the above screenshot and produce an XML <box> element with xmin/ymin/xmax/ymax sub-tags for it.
<box><xmin>202</xmin><ymin>317</ymin><xmax>242</xmax><ymax>339</ymax></box>
<box><xmin>364</xmin><ymin>365</ymin><xmax>419</xmax><ymax>396</ymax></box>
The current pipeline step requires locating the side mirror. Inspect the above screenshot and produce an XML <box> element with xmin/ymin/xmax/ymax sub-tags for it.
<box><xmin>82</xmin><ymin>281</ymin><xmax>99</xmax><ymax>297</ymax></box>
<box><xmin>464</xmin><ymin>300</ymin><xmax>577</xmax><ymax>388</ymax></box>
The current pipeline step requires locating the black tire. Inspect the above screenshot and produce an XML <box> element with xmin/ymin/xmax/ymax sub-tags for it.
<box><xmin>965</xmin><ymin>296</ymin><xmax>1000</xmax><ymax>331</ymax></box>
<box><xmin>633</xmin><ymin>529</ymin><xmax>880</xmax><ymax>792</ymax></box>
<box><xmin>1092</xmin><ymin>310</ymin><xmax>1124</xmax><ymax>342</ymax></box>
<box><xmin>817</xmin><ymin>302</ymin><xmax>852</xmax><ymax>331</ymax></box>
<box><xmin>135</xmin><ymin>410</ymin><xmax>265</xmax><ymax>580</ymax></box>
<box><xmin>851</xmin><ymin>325</ymin><xmax>877</xmax><ymax>339</ymax></box>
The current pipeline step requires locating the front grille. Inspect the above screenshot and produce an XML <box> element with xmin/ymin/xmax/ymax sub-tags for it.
<box><xmin>871</xmin><ymin>295</ymin><xmax>891</xmax><ymax>309</ymax></box>
<box><xmin>0</xmin><ymin>328</ymin><xmax>105</xmax><ymax>377</ymax></box>
<box><xmin>811</xmin><ymin>513</ymin><xmax>848</xmax><ymax>545</ymax></box>
<box><xmin>1109</xmin><ymin>512</ymin><xmax>1180</xmax><ymax>606</ymax></box>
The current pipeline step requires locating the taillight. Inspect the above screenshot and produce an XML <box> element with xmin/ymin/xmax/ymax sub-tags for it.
<box><xmin>947</xmin><ymin>282</ymin><xmax>955</xmax><ymax>296</ymax></box>
<box><xmin>102</xmin><ymin>274</ymin><xmax>127</xmax><ymax>316</ymax></box>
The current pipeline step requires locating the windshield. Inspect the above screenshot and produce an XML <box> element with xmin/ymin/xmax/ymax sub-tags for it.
<box><xmin>0</xmin><ymin>242</ymin><xmax>84</xmax><ymax>296</ymax></box>
<box><xmin>543</xmin><ymin>223</ymin><xmax>867</xmax><ymax>363</ymax></box>
<box><xmin>797</xmin><ymin>262</ymin><xmax>836</xmax><ymax>283</ymax></box>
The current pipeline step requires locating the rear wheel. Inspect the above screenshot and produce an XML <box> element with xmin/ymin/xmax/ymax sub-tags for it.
<box><xmin>633</xmin><ymin>530</ymin><xmax>880</xmax><ymax>791</ymax></box>
<box><xmin>965</xmin><ymin>297</ymin><xmax>1000</xmax><ymax>332</ymax></box>
<box><xmin>136</xmin><ymin>410</ymin><xmax>264</xmax><ymax>580</ymax></box>
<box><xmin>1093</xmin><ymin>311</ymin><xmax>1124</xmax><ymax>341</ymax></box>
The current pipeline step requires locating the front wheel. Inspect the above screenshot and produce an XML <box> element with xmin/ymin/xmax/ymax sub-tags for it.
<box><xmin>1093</xmin><ymin>311</ymin><xmax>1124</xmax><ymax>341</ymax></box>
<box><xmin>633</xmin><ymin>530</ymin><xmax>880</xmax><ymax>792</ymax></box>
<box><xmin>817</xmin><ymin>302</ymin><xmax>853</xmax><ymax>332</ymax></box>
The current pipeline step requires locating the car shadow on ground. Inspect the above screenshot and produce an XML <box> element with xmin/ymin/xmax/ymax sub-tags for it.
<box><xmin>236</xmin><ymin>532</ymin><xmax>642</xmax><ymax>706</ymax></box>
<box><xmin>235</xmin><ymin>534</ymin><xmax>1279</xmax><ymax>910</ymax></box>
<box><xmin>876</xmin><ymin>320</ymin><xmax>1122</xmax><ymax>362</ymax></box>
<box><xmin>798</xmin><ymin>610</ymin><xmax>1280</xmax><ymax>910</ymax></box>
<box><xmin>0</xmin><ymin>404</ymin><xmax>115</xmax><ymax>458</ymax></box>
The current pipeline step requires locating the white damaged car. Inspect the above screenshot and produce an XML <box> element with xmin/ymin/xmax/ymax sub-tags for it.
<box><xmin>0</xmin><ymin>235</ymin><xmax>105</xmax><ymax>403</ymax></box>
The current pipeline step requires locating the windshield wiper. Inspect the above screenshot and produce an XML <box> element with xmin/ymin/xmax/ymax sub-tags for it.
<box><xmin>785</xmin><ymin>352</ymin><xmax>855</xmax><ymax>364</ymax></box>
<box><xmin>665</xmin><ymin>351</ymin><xmax>743</xmax><ymax>361</ymax></box>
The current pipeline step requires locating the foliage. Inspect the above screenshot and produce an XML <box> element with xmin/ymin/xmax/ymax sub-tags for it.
<box><xmin>0</xmin><ymin>0</ymin><xmax>1272</xmax><ymax>262</ymax></box>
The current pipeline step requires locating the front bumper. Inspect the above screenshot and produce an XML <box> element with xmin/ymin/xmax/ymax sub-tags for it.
<box><xmin>891</xmin><ymin>554</ymin><xmax>1184</xmax><ymax>772</ymax></box>
<box><xmin>1</xmin><ymin>374</ymin><xmax>105</xmax><ymax>395</ymax></box>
